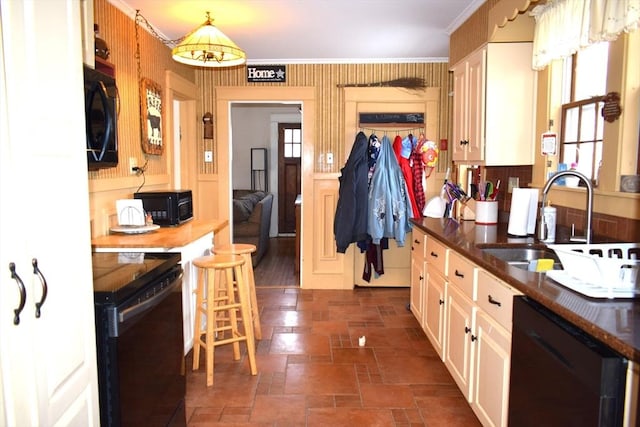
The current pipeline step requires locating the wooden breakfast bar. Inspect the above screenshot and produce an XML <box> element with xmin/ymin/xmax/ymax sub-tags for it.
<box><xmin>92</xmin><ymin>219</ymin><xmax>229</xmax><ymax>354</ymax></box>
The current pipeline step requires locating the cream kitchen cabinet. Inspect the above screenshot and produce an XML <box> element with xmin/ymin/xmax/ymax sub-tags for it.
<box><xmin>410</xmin><ymin>229</ymin><xmax>427</xmax><ymax>325</ymax></box>
<box><xmin>410</xmin><ymin>233</ymin><xmax>522</xmax><ymax>427</ymax></box>
<box><xmin>0</xmin><ymin>1</ymin><xmax>100</xmax><ymax>425</ymax></box>
<box><xmin>423</xmin><ymin>237</ymin><xmax>449</xmax><ymax>361</ymax></box>
<box><xmin>444</xmin><ymin>250</ymin><xmax>478</xmax><ymax>400</ymax></box>
<box><xmin>451</xmin><ymin>42</ymin><xmax>536</xmax><ymax>165</ymax></box>
<box><xmin>471</xmin><ymin>310</ymin><xmax>512</xmax><ymax>427</ymax></box>
<box><xmin>470</xmin><ymin>270</ymin><xmax>521</xmax><ymax>427</ymax></box>
<box><xmin>445</xmin><ymin>283</ymin><xmax>476</xmax><ymax>400</ymax></box>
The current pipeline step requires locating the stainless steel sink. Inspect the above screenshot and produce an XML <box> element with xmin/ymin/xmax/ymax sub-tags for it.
<box><xmin>481</xmin><ymin>247</ymin><xmax>562</xmax><ymax>271</ymax></box>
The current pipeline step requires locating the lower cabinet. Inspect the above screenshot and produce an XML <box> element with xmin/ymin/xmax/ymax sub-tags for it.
<box><xmin>410</xmin><ymin>229</ymin><xmax>426</xmax><ymax>323</ymax></box>
<box><xmin>424</xmin><ymin>270</ymin><xmax>446</xmax><ymax>360</ymax></box>
<box><xmin>445</xmin><ymin>283</ymin><xmax>476</xmax><ymax>400</ymax></box>
<box><xmin>471</xmin><ymin>311</ymin><xmax>512</xmax><ymax>427</ymax></box>
<box><xmin>410</xmin><ymin>234</ymin><xmax>521</xmax><ymax>427</ymax></box>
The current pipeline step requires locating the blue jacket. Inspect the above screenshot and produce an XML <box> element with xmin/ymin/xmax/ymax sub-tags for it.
<box><xmin>367</xmin><ymin>136</ymin><xmax>412</xmax><ymax>246</ymax></box>
<box><xmin>334</xmin><ymin>132</ymin><xmax>370</xmax><ymax>253</ymax></box>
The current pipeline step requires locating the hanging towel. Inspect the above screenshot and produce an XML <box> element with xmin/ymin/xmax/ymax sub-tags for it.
<box><xmin>368</xmin><ymin>135</ymin><xmax>413</xmax><ymax>247</ymax></box>
<box><xmin>334</xmin><ymin>131</ymin><xmax>370</xmax><ymax>253</ymax></box>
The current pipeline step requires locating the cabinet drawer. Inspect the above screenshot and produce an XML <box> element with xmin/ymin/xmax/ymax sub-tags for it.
<box><xmin>476</xmin><ymin>270</ymin><xmax>522</xmax><ymax>333</ymax></box>
<box><xmin>411</xmin><ymin>229</ymin><xmax>426</xmax><ymax>260</ymax></box>
<box><xmin>426</xmin><ymin>237</ymin><xmax>448</xmax><ymax>276</ymax></box>
<box><xmin>449</xmin><ymin>250</ymin><xmax>477</xmax><ymax>301</ymax></box>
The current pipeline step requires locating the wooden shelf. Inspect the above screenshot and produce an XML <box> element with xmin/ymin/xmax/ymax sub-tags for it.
<box><xmin>95</xmin><ymin>56</ymin><xmax>115</xmax><ymax>77</ymax></box>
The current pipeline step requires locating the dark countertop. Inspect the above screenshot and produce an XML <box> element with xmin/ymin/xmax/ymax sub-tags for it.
<box><xmin>411</xmin><ymin>217</ymin><xmax>640</xmax><ymax>363</ymax></box>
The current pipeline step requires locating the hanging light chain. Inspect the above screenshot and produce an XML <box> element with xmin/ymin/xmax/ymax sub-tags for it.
<box><xmin>134</xmin><ymin>10</ymin><xmax>185</xmax><ymax>47</ymax></box>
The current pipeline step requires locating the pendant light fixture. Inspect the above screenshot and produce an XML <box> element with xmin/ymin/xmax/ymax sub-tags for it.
<box><xmin>171</xmin><ymin>12</ymin><xmax>246</xmax><ymax>68</ymax></box>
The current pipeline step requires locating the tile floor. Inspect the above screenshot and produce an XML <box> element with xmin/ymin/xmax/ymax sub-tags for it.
<box><xmin>185</xmin><ymin>286</ymin><xmax>482</xmax><ymax>426</ymax></box>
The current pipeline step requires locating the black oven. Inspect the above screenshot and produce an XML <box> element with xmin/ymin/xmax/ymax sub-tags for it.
<box><xmin>92</xmin><ymin>252</ymin><xmax>186</xmax><ymax>427</ymax></box>
<box><xmin>84</xmin><ymin>65</ymin><xmax>118</xmax><ymax>170</ymax></box>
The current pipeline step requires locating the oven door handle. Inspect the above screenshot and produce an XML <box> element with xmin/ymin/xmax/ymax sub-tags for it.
<box><xmin>118</xmin><ymin>272</ymin><xmax>183</xmax><ymax>324</ymax></box>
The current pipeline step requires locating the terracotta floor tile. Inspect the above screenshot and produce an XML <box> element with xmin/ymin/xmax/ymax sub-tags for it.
<box><xmin>376</xmin><ymin>353</ymin><xmax>453</xmax><ymax>385</ymax></box>
<box><xmin>284</xmin><ymin>363</ymin><xmax>359</xmax><ymax>395</ymax></box>
<box><xmin>259</xmin><ymin>308</ymin><xmax>313</xmax><ymax>328</ymax></box>
<box><xmin>306</xmin><ymin>407</ymin><xmax>396</xmax><ymax>426</ymax></box>
<box><xmin>331</xmin><ymin>347</ymin><xmax>377</xmax><ymax>365</ymax></box>
<box><xmin>360</xmin><ymin>383</ymin><xmax>416</xmax><ymax>408</ymax></box>
<box><xmin>250</xmin><ymin>394</ymin><xmax>307</xmax><ymax>424</ymax></box>
<box><xmin>185</xmin><ymin>286</ymin><xmax>482</xmax><ymax>426</ymax></box>
<box><xmin>269</xmin><ymin>332</ymin><xmax>331</xmax><ymax>356</ymax></box>
<box><xmin>417</xmin><ymin>395</ymin><xmax>482</xmax><ymax>426</ymax></box>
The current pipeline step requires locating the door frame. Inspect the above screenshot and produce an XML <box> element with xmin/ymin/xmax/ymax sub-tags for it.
<box><xmin>215</xmin><ymin>87</ymin><xmax>315</xmax><ymax>286</ymax></box>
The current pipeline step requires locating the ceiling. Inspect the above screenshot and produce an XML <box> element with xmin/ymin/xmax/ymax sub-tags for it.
<box><xmin>110</xmin><ymin>0</ymin><xmax>485</xmax><ymax>64</ymax></box>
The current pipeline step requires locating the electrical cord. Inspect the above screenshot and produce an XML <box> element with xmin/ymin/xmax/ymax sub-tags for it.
<box><xmin>134</xmin><ymin>159</ymin><xmax>148</xmax><ymax>193</ymax></box>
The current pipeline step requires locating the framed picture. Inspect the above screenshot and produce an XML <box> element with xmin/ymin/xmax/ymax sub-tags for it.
<box><xmin>140</xmin><ymin>77</ymin><xmax>163</xmax><ymax>155</ymax></box>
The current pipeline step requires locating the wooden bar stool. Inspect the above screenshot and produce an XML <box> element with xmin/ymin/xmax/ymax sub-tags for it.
<box><xmin>192</xmin><ymin>254</ymin><xmax>257</xmax><ymax>387</ymax></box>
<box><xmin>212</xmin><ymin>243</ymin><xmax>262</xmax><ymax>340</ymax></box>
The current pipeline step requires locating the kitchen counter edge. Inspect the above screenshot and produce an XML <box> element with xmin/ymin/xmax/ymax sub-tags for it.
<box><xmin>91</xmin><ymin>219</ymin><xmax>228</xmax><ymax>249</ymax></box>
<box><xmin>411</xmin><ymin>217</ymin><xmax>640</xmax><ymax>363</ymax></box>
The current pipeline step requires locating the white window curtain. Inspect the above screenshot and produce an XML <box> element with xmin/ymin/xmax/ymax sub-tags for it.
<box><xmin>531</xmin><ymin>0</ymin><xmax>640</xmax><ymax>70</ymax></box>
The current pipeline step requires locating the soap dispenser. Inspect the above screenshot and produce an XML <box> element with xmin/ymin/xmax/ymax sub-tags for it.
<box><xmin>541</xmin><ymin>201</ymin><xmax>557</xmax><ymax>243</ymax></box>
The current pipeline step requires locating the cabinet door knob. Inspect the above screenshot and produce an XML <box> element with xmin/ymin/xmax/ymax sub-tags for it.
<box><xmin>32</xmin><ymin>258</ymin><xmax>48</xmax><ymax>319</ymax></box>
<box><xmin>8</xmin><ymin>262</ymin><xmax>26</xmax><ymax>325</ymax></box>
<box><xmin>465</xmin><ymin>326</ymin><xmax>471</xmax><ymax>334</ymax></box>
<box><xmin>439</xmin><ymin>299</ymin><xmax>445</xmax><ymax>305</ymax></box>
<box><xmin>430</xmin><ymin>251</ymin><xmax>438</xmax><ymax>258</ymax></box>
<box><xmin>455</xmin><ymin>270</ymin><xmax>464</xmax><ymax>278</ymax></box>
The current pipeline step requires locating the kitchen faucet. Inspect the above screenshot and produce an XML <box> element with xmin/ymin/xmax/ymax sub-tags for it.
<box><xmin>539</xmin><ymin>170</ymin><xmax>593</xmax><ymax>244</ymax></box>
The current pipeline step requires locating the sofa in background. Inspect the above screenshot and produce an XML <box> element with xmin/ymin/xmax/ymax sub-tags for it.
<box><xmin>232</xmin><ymin>189</ymin><xmax>273</xmax><ymax>266</ymax></box>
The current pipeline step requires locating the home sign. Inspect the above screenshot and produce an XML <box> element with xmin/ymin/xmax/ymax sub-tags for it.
<box><xmin>247</xmin><ymin>65</ymin><xmax>286</xmax><ymax>83</ymax></box>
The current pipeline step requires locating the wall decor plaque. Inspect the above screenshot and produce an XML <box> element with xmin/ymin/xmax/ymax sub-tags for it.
<box><xmin>140</xmin><ymin>78</ymin><xmax>163</xmax><ymax>155</ymax></box>
<box><xmin>601</xmin><ymin>91</ymin><xmax>622</xmax><ymax>123</ymax></box>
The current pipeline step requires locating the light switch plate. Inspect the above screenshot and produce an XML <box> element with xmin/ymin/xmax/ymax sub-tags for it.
<box><xmin>204</xmin><ymin>151</ymin><xmax>213</xmax><ymax>162</ymax></box>
<box><xmin>508</xmin><ymin>177</ymin><xmax>519</xmax><ymax>193</ymax></box>
<box><xmin>326</xmin><ymin>152</ymin><xmax>333</xmax><ymax>164</ymax></box>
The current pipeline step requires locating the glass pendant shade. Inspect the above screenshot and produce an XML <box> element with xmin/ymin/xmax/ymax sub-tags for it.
<box><xmin>172</xmin><ymin>13</ymin><xmax>246</xmax><ymax>67</ymax></box>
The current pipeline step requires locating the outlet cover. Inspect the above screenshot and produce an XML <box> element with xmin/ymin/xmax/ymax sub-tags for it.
<box><xmin>129</xmin><ymin>157</ymin><xmax>138</xmax><ymax>174</ymax></box>
<box><xmin>508</xmin><ymin>177</ymin><xmax>519</xmax><ymax>193</ymax></box>
<box><xmin>204</xmin><ymin>151</ymin><xmax>213</xmax><ymax>162</ymax></box>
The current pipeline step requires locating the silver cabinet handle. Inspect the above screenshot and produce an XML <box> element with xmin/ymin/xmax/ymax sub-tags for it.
<box><xmin>9</xmin><ymin>263</ymin><xmax>26</xmax><ymax>325</ymax></box>
<box><xmin>32</xmin><ymin>258</ymin><xmax>48</xmax><ymax>318</ymax></box>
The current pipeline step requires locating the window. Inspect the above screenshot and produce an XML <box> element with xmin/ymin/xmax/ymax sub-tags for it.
<box><xmin>283</xmin><ymin>127</ymin><xmax>301</xmax><ymax>158</ymax></box>
<box><xmin>560</xmin><ymin>42</ymin><xmax>609</xmax><ymax>185</ymax></box>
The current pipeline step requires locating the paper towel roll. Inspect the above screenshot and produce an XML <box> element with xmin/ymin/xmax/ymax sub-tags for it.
<box><xmin>508</xmin><ymin>188</ymin><xmax>538</xmax><ymax>236</ymax></box>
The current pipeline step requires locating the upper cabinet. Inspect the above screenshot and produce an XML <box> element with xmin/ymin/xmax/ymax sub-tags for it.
<box><xmin>451</xmin><ymin>42</ymin><xmax>537</xmax><ymax>166</ymax></box>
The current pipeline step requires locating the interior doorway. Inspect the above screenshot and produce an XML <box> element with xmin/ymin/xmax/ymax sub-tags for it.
<box><xmin>229</xmin><ymin>104</ymin><xmax>301</xmax><ymax>235</ymax></box>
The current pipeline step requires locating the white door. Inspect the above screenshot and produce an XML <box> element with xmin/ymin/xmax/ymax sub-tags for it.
<box><xmin>0</xmin><ymin>1</ymin><xmax>100</xmax><ymax>425</ymax></box>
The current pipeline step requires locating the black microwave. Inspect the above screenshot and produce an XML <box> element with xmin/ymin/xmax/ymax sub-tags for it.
<box><xmin>84</xmin><ymin>65</ymin><xmax>118</xmax><ymax>170</ymax></box>
<box><xmin>134</xmin><ymin>190</ymin><xmax>193</xmax><ymax>226</ymax></box>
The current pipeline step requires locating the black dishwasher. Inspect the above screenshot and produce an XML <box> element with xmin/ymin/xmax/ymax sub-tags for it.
<box><xmin>509</xmin><ymin>297</ymin><xmax>627</xmax><ymax>427</ymax></box>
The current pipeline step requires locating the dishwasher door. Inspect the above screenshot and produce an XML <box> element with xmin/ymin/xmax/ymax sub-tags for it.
<box><xmin>508</xmin><ymin>297</ymin><xmax>627</xmax><ymax>427</ymax></box>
